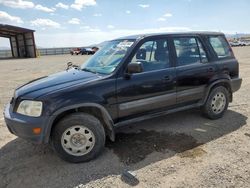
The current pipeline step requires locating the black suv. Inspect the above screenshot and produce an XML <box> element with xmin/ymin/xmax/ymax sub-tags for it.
<box><xmin>4</xmin><ymin>32</ymin><xmax>242</xmax><ymax>163</ymax></box>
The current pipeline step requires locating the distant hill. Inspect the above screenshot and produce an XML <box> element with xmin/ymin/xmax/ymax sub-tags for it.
<box><xmin>226</xmin><ymin>33</ymin><xmax>250</xmax><ymax>39</ymax></box>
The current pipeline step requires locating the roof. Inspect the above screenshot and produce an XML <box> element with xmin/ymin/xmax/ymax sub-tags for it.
<box><xmin>0</xmin><ymin>24</ymin><xmax>35</xmax><ymax>38</ymax></box>
<box><xmin>115</xmin><ymin>31</ymin><xmax>224</xmax><ymax>40</ymax></box>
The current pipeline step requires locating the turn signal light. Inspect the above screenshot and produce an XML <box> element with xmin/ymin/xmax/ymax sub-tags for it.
<box><xmin>32</xmin><ymin>128</ymin><xmax>41</xmax><ymax>135</ymax></box>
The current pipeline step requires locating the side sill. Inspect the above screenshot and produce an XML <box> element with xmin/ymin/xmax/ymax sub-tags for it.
<box><xmin>114</xmin><ymin>103</ymin><xmax>202</xmax><ymax>128</ymax></box>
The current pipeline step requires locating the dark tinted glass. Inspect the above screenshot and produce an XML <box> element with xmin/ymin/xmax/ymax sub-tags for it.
<box><xmin>131</xmin><ymin>39</ymin><xmax>170</xmax><ymax>72</ymax></box>
<box><xmin>174</xmin><ymin>37</ymin><xmax>201</xmax><ymax>66</ymax></box>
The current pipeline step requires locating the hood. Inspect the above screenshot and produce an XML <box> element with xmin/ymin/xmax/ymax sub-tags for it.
<box><xmin>15</xmin><ymin>68</ymin><xmax>101</xmax><ymax>98</ymax></box>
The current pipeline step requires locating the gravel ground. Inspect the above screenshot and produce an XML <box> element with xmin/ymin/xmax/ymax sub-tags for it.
<box><xmin>0</xmin><ymin>47</ymin><xmax>250</xmax><ymax>188</ymax></box>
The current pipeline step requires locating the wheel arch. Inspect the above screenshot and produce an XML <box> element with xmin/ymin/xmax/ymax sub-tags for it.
<box><xmin>45</xmin><ymin>103</ymin><xmax>115</xmax><ymax>143</ymax></box>
<box><xmin>202</xmin><ymin>79</ymin><xmax>233</xmax><ymax>105</ymax></box>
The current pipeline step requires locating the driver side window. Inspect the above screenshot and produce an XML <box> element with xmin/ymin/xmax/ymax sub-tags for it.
<box><xmin>130</xmin><ymin>39</ymin><xmax>170</xmax><ymax>72</ymax></box>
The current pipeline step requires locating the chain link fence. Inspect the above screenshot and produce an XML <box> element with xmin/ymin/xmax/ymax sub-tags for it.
<box><xmin>0</xmin><ymin>47</ymin><xmax>79</xmax><ymax>58</ymax></box>
<box><xmin>0</xmin><ymin>50</ymin><xmax>12</xmax><ymax>58</ymax></box>
<box><xmin>37</xmin><ymin>47</ymin><xmax>73</xmax><ymax>56</ymax></box>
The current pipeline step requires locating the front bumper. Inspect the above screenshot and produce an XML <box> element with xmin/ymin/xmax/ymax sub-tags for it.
<box><xmin>231</xmin><ymin>77</ymin><xmax>242</xmax><ymax>92</ymax></box>
<box><xmin>3</xmin><ymin>103</ymin><xmax>48</xmax><ymax>144</ymax></box>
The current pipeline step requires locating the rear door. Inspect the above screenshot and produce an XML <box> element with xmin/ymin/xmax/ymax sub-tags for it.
<box><xmin>173</xmin><ymin>36</ymin><xmax>218</xmax><ymax>104</ymax></box>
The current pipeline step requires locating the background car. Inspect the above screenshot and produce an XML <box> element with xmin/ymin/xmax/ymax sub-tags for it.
<box><xmin>80</xmin><ymin>48</ymin><xmax>94</xmax><ymax>55</ymax></box>
<box><xmin>70</xmin><ymin>48</ymin><xmax>81</xmax><ymax>55</ymax></box>
<box><xmin>81</xmin><ymin>47</ymin><xmax>99</xmax><ymax>55</ymax></box>
<box><xmin>230</xmin><ymin>41</ymin><xmax>249</xmax><ymax>47</ymax></box>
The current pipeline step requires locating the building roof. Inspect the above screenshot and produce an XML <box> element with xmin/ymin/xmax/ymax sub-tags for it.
<box><xmin>0</xmin><ymin>24</ymin><xmax>35</xmax><ymax>38</ymax></box>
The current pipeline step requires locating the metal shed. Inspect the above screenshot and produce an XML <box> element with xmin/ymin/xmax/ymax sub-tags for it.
<box><xmin>0</xmin><ymin>24</ymin><xmax>36</xmax><ymax>58</ymax></box>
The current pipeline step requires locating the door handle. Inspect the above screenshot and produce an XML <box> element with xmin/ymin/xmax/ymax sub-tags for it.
<box><xmin>162</xmin><ymin>75</ymin><xmax>171</xmax><ymax>81</ymax></box>
<box><xmin>207</xmin><ymin>67</ymin><xmax>214</xmax><ymax>73</ymax></box>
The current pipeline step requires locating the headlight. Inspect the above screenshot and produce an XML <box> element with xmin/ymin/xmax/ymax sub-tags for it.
<box><xmin>16</xmin><ymin>100</ymin><xmax>43</xmax><ymax>117</ymax></box>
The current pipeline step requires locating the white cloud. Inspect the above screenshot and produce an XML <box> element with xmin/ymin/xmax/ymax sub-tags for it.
<box><xmin>163</xmin><ymin>13</ymin><xmax>173</xmax><ymax>17</ymax></box>
<box><xmin>0</xmin><ymin>11</ymin><xmax>23</xmax><ymax>24</ymax></box>
<box><xmin>68</xmin><ymin>18</ymin><xmax>81</xmax><ymax>25</ymax></box>
<box><xmin>31</xmin><ymin>18</ymin><xmax>60</xmax><ymax>28</ymax></box>
<box><xmin>80</xmin><ymin>25</ymin><xmax>100</xmax><ymax>32</ymax></box>
<box><xmin>55</xmin><ymin>2</ymin><xmax>69</xmax><ymax>9</ymax></box>
<box><xmin>35</xmin><ymin>27</ymin><xmax>191</xmax><ymax>47</ymax></box>
<box><xmin>71</xmin><ymin>0</ymin><xmax>97</xmax><ymax>11</ymax></box>
<box><xmin>0</xmin><ymin>0</ymin><xmax>34</xmax><ymax>9</ymax></box>
<box><xmin>89</xmin><ymin>28</ymin><xmax>101</xmax><ymax>32</ymax></box>
<box><xmin>139</xmin><ymin>4</ymin><xmax>150</xmax><ymax>8</ymax></box>
<box><xmin>93</xmin><ymin>13</ymin><xmax>102</xmax><ymax>17</ymax></box>
<box><xmin>35</xmin><ymin>4</ymin><xmax>55</xmax><ymax>13</ymax></box>
<box><xmin>80</xmin><ymin>25</ymin><xmax>91</xmax><ymax>30</ymax></box>
<box><xmin>126</xmin><ymin>10</ymin><xmax>131</xmax><ymax>14</ymax></box>
<box><xmin>157</xmin><ymin>12</ymin><xmax>173</xmax><ymax>21</ymax></box>
<box><xmin>0</xmin><ymin>1</ymin><xmax>57</xmax><ymax>12</ymax></box>
<box><xmin>107</xmin><ymin>25</ymin><xmax>115</xmax><ymax>29</ymax></box>
<box><xmin>157</xmin><ymin>17</ymin><xmax>166</xmax><ymax>21</ymax></box>
<box><xmin>70</xmin><ymin>4</ymin><xmax>81</xmax><ymax>11</ymax></box>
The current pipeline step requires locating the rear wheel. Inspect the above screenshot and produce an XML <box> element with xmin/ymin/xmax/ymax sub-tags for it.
<box><xmin>51</xmin><ymin>113</ymin><xmax>105</xmax><ymax>163</ymax></box>
<box><xmin>202</xmin><ymin>86</ymin><xmax>229</xmax><ymax>119</ymax></box>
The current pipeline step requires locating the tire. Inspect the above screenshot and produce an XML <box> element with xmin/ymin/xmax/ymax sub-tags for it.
<box><xmin>202</xmin><ymin>86</ymin><xmax>229</xmax><ymax>119</ymax></box>
<box><xmin>51</xmin><ymin>113</ymin><xmax>105</xmax><ymax>163</ymax></box>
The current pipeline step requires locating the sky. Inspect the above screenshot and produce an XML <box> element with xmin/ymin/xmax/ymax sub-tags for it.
<box><xmin>0</xmin><ymin>0</ymin><xmax>250</xmax><ymax>47</ymax></box>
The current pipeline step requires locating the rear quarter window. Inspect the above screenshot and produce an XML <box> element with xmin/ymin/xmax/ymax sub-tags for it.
<box><xmin>209</xmin><ymin>36</ymin><xmax>233</xmax><ymax>59</ymax></box>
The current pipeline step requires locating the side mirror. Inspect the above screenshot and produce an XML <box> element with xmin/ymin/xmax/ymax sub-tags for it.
<box><xmin>127</xmin><ymin>62</ymin><xmax>143</xmax><ymax>74</ymax></box>
<box><xmin>67</xmin><ymin>62</ymin><xmax>73</xmax><ymax>67</ymax></box>
<box><xmin>66</xmin><ymin>62</ymin><xmax>73</xmax><ymax>71</ymax></box>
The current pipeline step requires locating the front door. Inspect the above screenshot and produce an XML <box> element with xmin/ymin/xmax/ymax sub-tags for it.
<box><xmin>116</xmin><ymin>37</ymin><xmax>176</xmax><ymax>119</ymax></box>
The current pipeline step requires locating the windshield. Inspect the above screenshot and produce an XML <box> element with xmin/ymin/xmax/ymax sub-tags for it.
<box><xmin>81</xmin><ymin>39</ymin><xmax>135</xmax><ymax>74</ymax></box>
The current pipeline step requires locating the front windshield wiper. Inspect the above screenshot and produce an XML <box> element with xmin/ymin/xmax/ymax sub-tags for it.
<box><xmin>82</xmin><ymin>67</ymin><xmax>97</xmax><ymax>74</ymax></box>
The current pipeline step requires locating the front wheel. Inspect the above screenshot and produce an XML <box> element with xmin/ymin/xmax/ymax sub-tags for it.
<box><xmin>202</xmin><ymin>86</ymin><xmax>229</xmax><ymax>119</ymax></box>
<box><xmin>51</xmin><ymin>113</ymin><xmax>105</xmax><ymax>163</ymax></box>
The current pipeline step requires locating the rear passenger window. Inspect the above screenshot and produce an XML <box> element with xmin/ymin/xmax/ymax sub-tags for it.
<box><xmin>174</xmin><ymin>37</ymin><xmax>208</xmax><ymax>66</ymax></box>
<box><xmin>209</xmin><ymin>36</ymin><xmax>233</xmax><ymax>59</ymax></box>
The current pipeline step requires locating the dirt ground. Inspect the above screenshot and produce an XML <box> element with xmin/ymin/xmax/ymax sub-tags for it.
<box><xmin>0</xmin><ymin>47</ymin><xmax>250</xmax><ymax>188</ymax></box>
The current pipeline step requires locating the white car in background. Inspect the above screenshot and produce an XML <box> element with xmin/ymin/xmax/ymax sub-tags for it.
<box><xmin>230</xmin><ymin>41</ymin><xmax>249</xmax><ymax>47</ymax></box>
